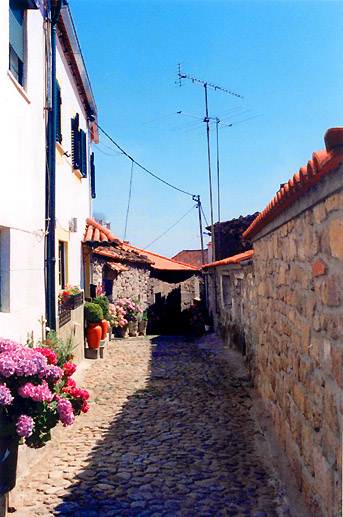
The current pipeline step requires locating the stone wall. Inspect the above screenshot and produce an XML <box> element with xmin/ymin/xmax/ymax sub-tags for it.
<box><xmin>212</xmin><ymin>167</ymin><xmax>342</xmax><ymax>517</ymax></box>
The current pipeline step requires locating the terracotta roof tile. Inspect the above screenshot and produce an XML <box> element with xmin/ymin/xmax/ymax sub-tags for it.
<box><xmin>243</xmin><ymin>128</ymin><xmax>343</xmax><ymax>240</ymax></box>
<box><xmin>122</xmin><ymin>243</ymin><xmax>200</xmax><ymax>271</ymax></box>
<box><xmin>83</xmin><ymin>218</ymin><xmax>122</xmax><ymax>246</ymax></box>
<box><xmin>203</xmin><ymin>250</ymin><xmax>254</xmax><ymax>269</ymax></box>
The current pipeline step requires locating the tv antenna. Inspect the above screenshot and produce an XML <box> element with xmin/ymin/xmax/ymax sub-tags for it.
<box><xmin>177</xmin><ymin>64</ymin><xmax>243</xmax><ymax>262</ymax></box>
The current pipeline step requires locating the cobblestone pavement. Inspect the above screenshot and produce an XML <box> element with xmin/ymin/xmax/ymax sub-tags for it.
<box><xmin>10</xmin><ymin>335</ymin><xmax>308</xmax><ymax>517</ymax></box>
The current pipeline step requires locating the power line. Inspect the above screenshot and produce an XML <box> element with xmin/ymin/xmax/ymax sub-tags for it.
<box><xmin>143</xmin><ymin>203</ymin><xmax>197</xmax><ymax>250</ymax></box>
<box><xmin>123</xmin><ymin>160</ymin><xmax>134</xmax><ymax>242</ymax></box>
<box><xmin>95</xmin><ymin>122</ymin><xmax>197</xmax><ymax>199</ymax></box>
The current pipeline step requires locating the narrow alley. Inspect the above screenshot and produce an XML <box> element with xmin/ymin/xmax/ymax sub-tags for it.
<box><xmin>10</xmin><ymin>336</ymin><xmax>309</xmax><ymax>517</ymax></box>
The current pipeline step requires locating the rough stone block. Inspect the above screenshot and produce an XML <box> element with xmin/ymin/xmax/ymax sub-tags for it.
<box><xmin>331</xmin><ymin>346</ymin><xmax>343</xmax><ymax>389</ymax></box>
<box><xmin>293</xmin><ymin>381</ymin><xmax>306</xmax><ymax>413</ymax></box>
<box><xmin>324</xmin><ymin>383</ymin><xmax>340</xmax><ymax>436</ymax></box>
<box><xmin>312</xmin><ymin>258</ymin><xmax>326</xmax><ymax>277</ymax></box>
<box><xmin>313</xmin><ymin>446</ymin><xmax>334</xmax><ymax>512</ymax></box>
<box><xmin>325</xmin><ymin>191</ymin><xmax>343</xmax><ymax>213</ymax></box>
<box><xmin>324</xmin><ymin>274</ymin><xmax>342</xmax><ymax>307</ymax></box>
<box><xmin>302</xmin><ymin>420</ymin><xmax>315</xmax><ymax>475</ymax></box>
<box><xmin>329</xmin><ymin>219</ymin><xmax>343</xmax><ymax>261</ymax></box>
<box><xmin>313</xmin><ymin>203</ymin><xmax>327</xmax><ymax>224</ymax></box>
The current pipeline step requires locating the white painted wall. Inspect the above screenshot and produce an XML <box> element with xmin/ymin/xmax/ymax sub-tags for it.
<box><xmin>0</xmin><ymin>4</ymin><xmax>94</xmax><ymax>343</ymax></box>
<box><xmin>0</xmin><ymin>5</ymin><xmax>46</xmax><ymax>343</ymax></box>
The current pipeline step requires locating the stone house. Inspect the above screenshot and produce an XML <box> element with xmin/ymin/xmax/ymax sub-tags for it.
<box><xmin>204</xmin><ymin>127</ymin><xmax>343</xmax><ymax>517</ymax></box>
<box><xmin>83</xmin><ymin>218</ymin><xmax>202</xmax><ymax>332</ymax></box>
<box><xmin>1</xmin><ymin>0</ymin><xmax>98</xmax><ymax>358</ymax></box>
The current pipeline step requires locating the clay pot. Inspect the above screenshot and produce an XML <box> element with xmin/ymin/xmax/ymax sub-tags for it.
<box><xmin>86</xmin><ymin>323</ymin><xmax>102</xmax><ymax>349</ymax></box>
<box><xmin>100</xmin><ymin>319</ymin><xmax>109</xmax><ymax>340</ymax></box>
<box><xmin>0</xmin><ymin>436</ymin><xmax>19</xmax><ymax>494</ymax></box>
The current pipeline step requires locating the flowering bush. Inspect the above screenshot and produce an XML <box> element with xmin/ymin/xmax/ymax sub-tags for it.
<box><xmin>0</xmin><ymin>338</ymin><xmax>89</xmax><ymax>448</ymax></box>
<box><xmin>117</xmin><ymin>299</ymin><xmax>142</xmax><ymax>323</ymax></box>
<box><xmin>36</xmin><ymin>330</ymin><xmax>76</xmax><ymax>368</ymax></box>
<box><xmin>96</xmin><ymin>285</ymin><xmax>103</xmax><ymax>296</ymax></box>
<box><xmin>108</xmin><ymin>303</ymin><xmax>128</xmax><ymax>328</ymax></box>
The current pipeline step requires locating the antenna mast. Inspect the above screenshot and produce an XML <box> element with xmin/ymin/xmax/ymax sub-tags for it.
<box><xmin>178</xmin><ymin>64</ymin><xmax>243</xmax><ymax>262</ymax></box>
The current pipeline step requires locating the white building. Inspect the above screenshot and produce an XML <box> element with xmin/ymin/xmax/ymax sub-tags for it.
<box><xmin>0</xmin><ymin>0</ymin><xmax>98</xmax><ymax>343</ymax></box>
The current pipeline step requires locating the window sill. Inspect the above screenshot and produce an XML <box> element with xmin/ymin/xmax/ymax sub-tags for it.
<box><xmin>7</xmin><ymin>70</ymin><xmax>31</xmax><ymax>104</ymax></box>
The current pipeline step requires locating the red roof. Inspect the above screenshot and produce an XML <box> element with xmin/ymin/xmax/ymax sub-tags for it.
<box><xmin>83</xmin><ymin>218</ymin><xmax>122</xmax><ymax>246</ymax></box>
<box><xmin>243</xmin><ymin>128</ymin><xmax>343</xmax><ymax>240</ymax></box>
<box><xmin>84</xmin><ymin>219</ymin><xmax>199</xmax><ymax>272</ymax></box>
<box><xmin>203</xmin><ymin>250</ymin><xmax>254</xmax><ymax>269</ymax></box>
<box><xmin>122</xmin><ymin>243</ymin><xmax>200</xmax><ymax>271</ymax></box>
<box><xmin>172</xmin><ymin>250</ymin><xmax>205</xmax><ymax>268</ymax></box>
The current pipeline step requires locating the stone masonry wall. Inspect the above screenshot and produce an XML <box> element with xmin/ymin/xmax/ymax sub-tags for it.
<box><xmin>246</xmin><ymin>187</ymin><xmax>343</xmax><ymax>516</ymax></box>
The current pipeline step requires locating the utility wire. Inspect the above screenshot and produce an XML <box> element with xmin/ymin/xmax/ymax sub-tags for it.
<box><xmin>95</xmin><ymin>122</ymin><xmax>196</xmax><ymax>198</ymax></box>
<box><xmin>123</xmin><ymin>160</ymin><xmax>134</xmax><ymax>242</ymax></box>
<box><xmin>143</xmin><ymin>203</ymin><xmax>197</xmax><ymax>250</ymax></box>
<box><xmin>201</xmin><ymin>205</ymin><xmax>209</xmax><ymax>227</ymax></box>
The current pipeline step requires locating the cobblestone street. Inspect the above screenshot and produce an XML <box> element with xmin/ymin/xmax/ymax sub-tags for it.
<box><xmin>10</xmin><ymin>335</ymin><xmax>309</xmax><ymax>517</ymax></box>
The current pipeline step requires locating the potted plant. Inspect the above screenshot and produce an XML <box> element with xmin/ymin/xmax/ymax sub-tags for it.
<box><xmin>118</xmin><ymin>299</ymin><xmax>142</xmax><ymax>337</ymax></box>
<box><xmin>108</xmin><ymin>303</ymin><xmax>128</xmax><ymax>338</ymax></box>
<box><xmin>84</xmin><ymin>302</ymin><xmax>103</xmax><ymax>349</ymax></box>
<box><xmin>0</xmin><ymin>337</ymin><xmax>89</xmax><ymax>495</ymax></box>
<box><xmin>59</xmin><ymin>285</ymin><xmax>83</xmax><ymax>310</ymax></box>
<box><xmin>92</xmin><ymin>296</ymin><xmax>110</xmax><ymax>340</ymax></box>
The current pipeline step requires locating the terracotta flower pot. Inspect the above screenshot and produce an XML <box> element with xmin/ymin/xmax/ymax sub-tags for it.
<box><xmin>87</xmin><ymin>323</ymin><xmax>102</xmax><ymax>349</ymax></box>
<box><xmin>100</xmin><ymin>319</ymin><xmax>109</xmax><ymax>340</ymax></box>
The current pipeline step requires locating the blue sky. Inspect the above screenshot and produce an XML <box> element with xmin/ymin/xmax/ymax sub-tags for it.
<box><xmin>70</xmin><ymin>0</ymin><xmax>343</xmax><ymax>258</ymax></box>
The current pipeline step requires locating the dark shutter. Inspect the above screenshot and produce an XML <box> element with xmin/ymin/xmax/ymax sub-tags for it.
<box><xmin>56</xmin><ymin>82</ymin><xmax>62</xmax><ymax>143</ymax></box>
<box><xmin>90</xmin><ymin>152</ymin><xmax>96</xmax><ymax>198</ymax></box>
<box><xmin>80</xmin><ymin>129</ymin><xmax>87</xmax><ymax>177</ymax></box>
<box><xmin>9</xmin><ymin>1</ymin><xmax>24</xmax><ymax>63</ymax></box>
<box><xmin>71</xmin><ymin>114</ymin><xmax>81</xmax><ymax>170</ymax></box>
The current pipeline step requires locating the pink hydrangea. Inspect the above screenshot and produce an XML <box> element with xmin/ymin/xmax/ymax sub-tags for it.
<box><xmin>18</xmin><ymin>380</ymin><xmax>53</xmax><ymax>402</ymax></box>
<box><xmin>56</xmin><ymin>397</ymin><xmax>75</xmax><ymax>426</ymax></box>
<box><xmin>44</xmin><ymin>365</ymin><xmax>63</xmax><ymax>380</ymax></box>
<box><xmin>0</xmin><ymin>356</ymin><xmax>16</xmax><ymax>377</ymax></box>
<box><xmin>16</xmin><ymin>415</ymin><xmax>34</xmax><ymax>437</ymax></box>
<box><xmin>63</xmin><ymin>362</ymin><xmax>77</xmax><ymax>377</ymax></box>
<box><xmin>0</xmin><ymin>383</ymin><xmax>14</xmax><ymax>405</ymax></box>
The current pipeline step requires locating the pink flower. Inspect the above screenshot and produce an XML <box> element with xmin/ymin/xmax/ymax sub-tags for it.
<box><xmin>16</xmin><ymin>415</ymin><xmax>34</xmax><ymax>437</ymax></box>
<box><xmin>57</xmin><ymin>397</ymin><xmax>75</xmax><ymax>426</ymax></box>
<box><xmin>81</xmin><ymin>402</ymin><xmax>90</xmax><ymax>413</ymax></box>
<box><xmin>0</xmin><ymin>357</ymin><xmax>16</xmax><ymax>377</ymax></box>
<box><xmin>36</xmin><ymin>348</ymin><xmax>58</xmax><ymax>365</ymax></box>
<box><xmin>63</xmin><ymin>363</ymin><xmax>77</xmax><ymax>377</ymax></box>
<box><xmin>18</xmin><ymin>381</ymin><xmax>53</xmax><ymax>402</ymax></box>
<box><xmin>44</xmin><ymin>365</ymin><xmax>63</xmax><ymax>380</ymax></box>
<box><xmin>0</xmin><ymin>383</ymin><xmax>14</xmax><ymax>405</ymax></box>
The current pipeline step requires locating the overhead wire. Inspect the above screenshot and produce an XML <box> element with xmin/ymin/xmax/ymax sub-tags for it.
<box><xmin>142</xmin><ymin>203</ymin><xmax>198</xmax><ymax>250</ymax></box>
<box><xmin>123</xmin><ymin>160</ymin><xmax>134</xmax><ymax>241</ymax></box>
<box><xmin>95</xmin><ymin>122</ymin><xmax>197</xmax><ymax>198</ymax></box>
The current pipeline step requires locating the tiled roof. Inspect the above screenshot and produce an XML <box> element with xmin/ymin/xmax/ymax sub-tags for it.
<box><xmin>83</xmin><ymin>218</ymin><xmax>122</xmax><ymax>246</ymax></box>
<box><xmin>105</xmin><ymin>262</ymin><xmax>129</xmax><ymax>273</ymax></box>
<box><xmin>93</xmin><ymin>247</ymin><xmax>152</xmax><ymax>266</ymax></box>
<box><xmin>172</xmin><ymin>250</ymin><xmax>205</xmax><ymax>268</ymax></box>
<box><xmin>122</xmin><ymin>243</ymin><xmax>200</xmax><ymax>271</ymax></box>
<box><xmin>203</xmin><ymin>250</ymin><xmax>254</xmax><ymax>270</ymax></box>
<box><xmin>84</xmin><ymin>219</ymin><xmax>199</xmax><ymax>272</ymax></box>
<box><xmin>243</xmin><ymin>127</ymin><xmax>343</xmax><ymax>240</ymax></box>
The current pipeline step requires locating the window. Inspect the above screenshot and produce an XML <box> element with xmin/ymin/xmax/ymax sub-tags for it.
<box><xmin>90</xmin><ymin>152</ymin><xmax>96</xmax><ymax>198</ymax></box>
<box><xmin>71</xmin><ymin>114</ymin><xmax>87</xmax><ymax>177</ymax></box>
<box><xmin>56</xmin><ymin>81</ymin><xmax>62</xmax><ymax>143</ymax></box>
<box><xmin>221</xmin><ymin>275</ymin><xmax>232</xmax><ymax>307</ymax></box>
<box><xmin>58</xmin><ymin>241</ymin><xmax>67</xmax><ymax>290</ymax></box>
<box><xmin>9</xmin><ymin>0</ymin><xmax>25</xmax><ymax>86</ymax></box>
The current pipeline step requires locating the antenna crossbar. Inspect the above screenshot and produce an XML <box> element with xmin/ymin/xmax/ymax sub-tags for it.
<box><xmin>178</xmin><ymin>64</ymin><xmax>243</xmax><ymax>99</ymax></box>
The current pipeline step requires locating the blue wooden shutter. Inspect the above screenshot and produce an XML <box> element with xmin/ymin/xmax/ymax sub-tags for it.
<box><xmin>80</xmin><ymin>129</ymin><xmax>87</xmax><ymax>177</ymax></box>
<box><xmin>56</xmin><ymin>82</ymin><xmax>62</xmax><ymax>143</ymax></box>
<box><xmin>71</xmin><ymin>114</ymin><xmax>81</xmax><ymax>170</ymax></box>
<box><xmin>9</xmin><ymin>1</ymin><xmax>24</xmax><ymax>63</ymax></box>
<box><xmin>90</xmin><ymin>152</ymin><xmax>96</xmax><ymax>198</ymax></box>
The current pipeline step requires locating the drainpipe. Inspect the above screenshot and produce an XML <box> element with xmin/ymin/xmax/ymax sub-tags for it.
<box><xmin>46</xmin><ymin>0</ymin><xmax>62</xmax><ymax>330</ymax></box>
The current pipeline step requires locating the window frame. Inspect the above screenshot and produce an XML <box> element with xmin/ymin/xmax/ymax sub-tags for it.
<box><xmin>9</xmin><ymin>0</ymin><xmax>26</xmax><ymax>87</ymax></box>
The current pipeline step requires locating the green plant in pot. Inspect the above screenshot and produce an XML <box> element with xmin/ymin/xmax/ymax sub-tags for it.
<box><xmin>92</xmin><ymin>296</ymin><xmax>110</xmax><ymax>339</ymax></box>
<box><xmin>84</xmin><ymin>302</ymin><xmax>103</xmax><ymax>349</ymax></box>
